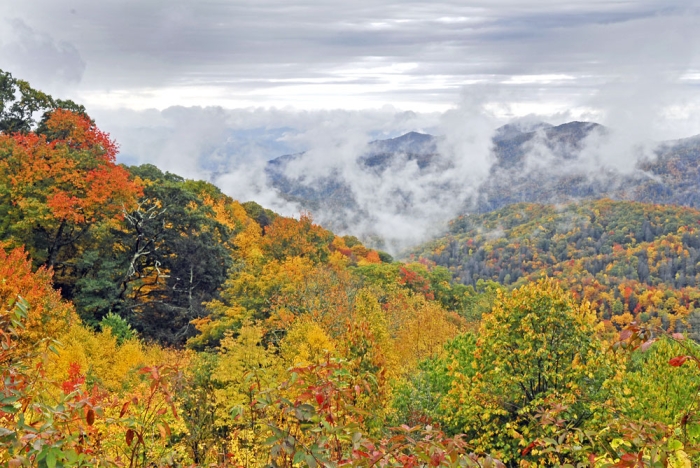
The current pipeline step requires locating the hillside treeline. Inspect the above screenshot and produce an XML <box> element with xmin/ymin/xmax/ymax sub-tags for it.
<box><xmin>413</xmin><ymin>200</ymin><xmax>700</xmax><ymax>338</ymax></box>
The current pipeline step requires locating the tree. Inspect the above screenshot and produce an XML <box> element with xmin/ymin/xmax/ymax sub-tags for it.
<box><xmin>444</xmin><ymin>278</ymin><xmax>614</xmax><ymax>465</ymax></box>
<box><xmin>0</xmin><ymin>68</ymin><xmax>88</xmax><ymax>135</ymax></box>
<box><xmin>391</xmin><ymin>333</ymin><xmax>477</xmax><ymax>428</ymax></box>
<box><xmin>0</xmin><ymin>109</ymin><xmax>142</xmax><ymax>297</ymax></box>
<box><xmin>0</xmin><ymin>245</ymin><xmax>76</xmax><ymax>346</ymax></box>
<box><xmin>0</xmin><ymin>68</ymin><xmax>55</xmax><ymax>133</ymax></box>
<box><xmin>213</xmin><ymin>324</ymin><xmax>283</xmax><ymax>465</ymax></box>
<box><xmin>261</xmin><ymin>213</ymin><xmax>334</xmax><ymax>263</ymax></box>
<box><xmin>176</xmin><ymin>352</ymin><xmax>227</xmax><ymax>465</ymax></box>
<box><xmin>621</xmin><ymin>337</ymin><xmax>700</xmax><ymax>425</ymax></box>
<box><xmin>75</xmin><ymin>165</ymin><xmax>232</xmax><ymax>345</ymax></box>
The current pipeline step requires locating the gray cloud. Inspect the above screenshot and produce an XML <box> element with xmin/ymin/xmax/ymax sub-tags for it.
<box><xmin>0</xmin><ymin>18</ymin><xmax>85</xmax><ymax>89</ymax></box>
<box><xmin>1</xmin><ymin>1</ymin><xmax>698</xmax><ymax>111</ymax></box>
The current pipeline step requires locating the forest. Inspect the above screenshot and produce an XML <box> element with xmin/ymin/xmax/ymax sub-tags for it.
<box><xmin>2</xmin><ymin>69</ymin><xmax>700</xmax><ymax>468</ymax></box>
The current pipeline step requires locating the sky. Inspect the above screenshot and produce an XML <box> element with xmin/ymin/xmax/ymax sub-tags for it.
<box><xmin>2</xmin><ymin>1</ymin><xmax>700</xmax><ymax>249</ymax></box>
<box><xmin>2</xmin><ymin>1</ymin><xmax>699</xmax><ymax>115</ymax></box>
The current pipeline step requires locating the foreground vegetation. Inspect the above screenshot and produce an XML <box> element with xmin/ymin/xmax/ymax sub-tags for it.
<box><xmin>2</xmin><ymin>69</ymin><xmax>700</xmax><ymax>467</ymax></box>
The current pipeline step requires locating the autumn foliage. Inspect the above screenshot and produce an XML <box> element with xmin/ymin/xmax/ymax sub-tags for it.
<box><xmin>0</xmin><ymin>245</ymin><xmax>75</xmax><ymax>344</ymax></box>
<box><xmin>2</xmin><ymin>73</ymin><xmax>700</xmax><ymax>467</ymax></box>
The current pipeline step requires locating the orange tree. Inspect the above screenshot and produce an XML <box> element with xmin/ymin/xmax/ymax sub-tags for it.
<box><xmin>0</xmin><ymin>245</ymin><xmax>76</xmax><ymax>346</ymax></box>
<box><xmin>0</xmin><ymin>109</ymin><xmax>141</xmax><ymax>297</ymax></box>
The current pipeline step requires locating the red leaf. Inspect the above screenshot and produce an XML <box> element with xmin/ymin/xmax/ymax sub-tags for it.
<box><xmin>125</xmin><ymin>429</ymin><xmax>135</xmax><ymax>447</ymax></box>
<box><xmin>612</xmin><ymin>453</ymin><xmax>637</xmax><ymax>468</ymax></box>
<box><xmin>119</xmin><ymin>401</ymin><xmax>130</xmax><ymax>418</ymax></box>
<box><xmin>521</xmin><ymin>441</ymin><xmax>537</xmax><ymax>456</ymax></box>
<box><xmin>86</xmin><ymin>408</ymin><xmax>95</xmax><ymax>426</ymax></box>
<box><xmin>672</xmin><ymin>333</ymin><xmax>685</xmax><ymax>341</ymax></box>
<box><xmin>669</xmin><ymin>355</ymin><xmax>691</xmax><ymax>367</ymax></box>
<box><xmin>619</xmin><ymin>329</ymin><xmax>633</xmax><ymax>341</ymax></box>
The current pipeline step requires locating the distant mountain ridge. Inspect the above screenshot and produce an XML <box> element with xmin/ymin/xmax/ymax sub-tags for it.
<box><xmin>360</xmin><ymin>131</ymin><xmax>438</xmax><ymax>171</ymax></box>
<box><xmin>265</xmin><ymin>121</ymin><xmax>700</xmax><ymax>238</ymax></box>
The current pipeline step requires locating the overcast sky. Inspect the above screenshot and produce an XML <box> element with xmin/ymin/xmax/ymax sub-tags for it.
<box><xmin>2</xmin><ymin>0</ymin><xmax>699</xmax><ymax>116</ymax></box>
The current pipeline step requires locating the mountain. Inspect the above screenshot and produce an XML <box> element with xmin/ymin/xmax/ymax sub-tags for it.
<box><xmin>264</xmin><ymin>131</ymin><xmax>444</xmax><ymax>229</ymax></box>
<box><xmin>360</xmin><ymin>131</ymin><xmax>438</xmax><ymax>171</ymax></box>
<box><xmin>491</xmin><ymin>120</ymin><xmax>601</xmax><ymax>167</ymax></box>
<box><xmin>265</xmin><ymin>121</ymin><xmax>700</xmax><ymax>234</ymax></box>
<box><xmin>265</xmin><ymin>131</ymin><xmax>440</xmax><ymax>209</ymax></box>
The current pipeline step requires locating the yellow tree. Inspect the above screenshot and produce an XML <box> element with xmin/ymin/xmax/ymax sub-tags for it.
<box><xmin>444</xmin><ymin>278</ymin><xmax>615</xmax><ymax>466</ymax></box>
<box><xmin>385</xmin><ymin>289</ymin><xmax>465</xmax><ymax>373</ymax></box>
<box><xmin>213</xmin><ymin>324</ymin><xmax>283</xmax><ymax>466</ymax></box>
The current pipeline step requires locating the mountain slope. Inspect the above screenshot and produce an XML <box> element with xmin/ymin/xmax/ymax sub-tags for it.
<box><xmin>410</xmin><ymin>199</ymin><xmax>700</xmax><ymax>336</ymax></box>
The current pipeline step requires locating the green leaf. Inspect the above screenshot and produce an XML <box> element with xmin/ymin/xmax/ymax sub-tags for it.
<box><xmin>687</xmin><ymin>423</ymin><xmax>700</xmax><ymax>441</ymax></box>
<box><xmin>352</xmin><ymin>431</ymin><xmax>362</xmax><ymax>444</ymax></box>
<box><xmin>46</xmin><ymin>450</ymin><xmax>57</xmax><ymax>468</ymax></box>
<box><xmin>230</xmin><ymin>406</ymin><xmax>243</xmax><ymax>420</ymax></box>
<box><xmin>667</xmin><ymin>438</ymin><xmax>683</xmax><ymax>451</ymax></box>
<box><xmin>293</xmin><ymin>451</ymin><xmax>305</xmax><ymax>464</ymax></box>
<box><xmin>64</xmin><ymin>450</ymin><xmax>78</xmax><ymax>464</ymax></box>
<box><xmin>305</xmin><ymin>454</ymin><xmax>318</xmax><ymax>468</ymax></box>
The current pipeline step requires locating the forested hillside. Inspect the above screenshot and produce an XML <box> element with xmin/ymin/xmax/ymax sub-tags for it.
<box><xmin>2</xmin><ymin>69</ymin><xmax>700</xmax><ymax>467</ymax></box>
<box><xmin>412</xmin><ymin>200</ymin><xmax>700</xmax><ymax>335</ymax></box>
